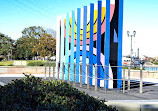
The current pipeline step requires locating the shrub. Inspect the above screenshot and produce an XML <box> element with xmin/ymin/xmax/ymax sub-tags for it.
<box><xmin>27</xmin><ymin>61</ymin><xmax>45</xmax><ymax>66</ymax></box>
<box><xmin>153</xmin><ymin>61</ymin><xmax>158</xmax><ymax>65</ymax></box>
<box><xmin>0</xmin><ymin>75</ymin><xmax>117</xmax><ymax>111</ymax></box>
<box><xmin>0</xmin><ymin>56</ymin><xmax>4</xmax><ymax>61</ymax></box>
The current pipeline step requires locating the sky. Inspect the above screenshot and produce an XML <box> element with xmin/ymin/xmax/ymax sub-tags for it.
<box><xmin>0</xmin><ymin>0</ymin><xmax>158</xmax><ymax>58</ymax></box>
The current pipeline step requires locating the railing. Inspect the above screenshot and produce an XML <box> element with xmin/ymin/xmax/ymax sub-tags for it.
<box><xmin>144</xmin><ymin>66</ymin><xmax>158</xmax><ymax>71</ymax></box>
<box><xmin>44</xmin><ymin>62</ymin><xmax>146</xmax><ymax>94</ymax></box>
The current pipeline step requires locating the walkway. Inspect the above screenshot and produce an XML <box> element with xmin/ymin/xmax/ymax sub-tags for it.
<box><xmin>0</xmin><ymin>74</ymin><xmax>158</xmax><ymax>100</ymax></box>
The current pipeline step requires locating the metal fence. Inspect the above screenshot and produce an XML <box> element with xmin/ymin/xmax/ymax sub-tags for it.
<box><xmin>44</xmin><ymin>62</ymin><xmax>148</xmax><ymax>94</ymax></box>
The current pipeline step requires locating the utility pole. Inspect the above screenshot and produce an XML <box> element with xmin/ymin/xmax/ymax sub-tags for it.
<box><xmin>127</xmin><ymin>31</ymin><xmax>136</xmax><ymax>66</ymax></box>
<box><xmin>137</xmin><ymin>48</ymin><xmax>139</xmax><ymax>59</ymax></box>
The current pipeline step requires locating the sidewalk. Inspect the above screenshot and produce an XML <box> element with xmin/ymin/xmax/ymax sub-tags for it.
<box><xmin>0</xmin><ymin>74</ymin><xmax>158</xmax><ymax>100</ymax></box>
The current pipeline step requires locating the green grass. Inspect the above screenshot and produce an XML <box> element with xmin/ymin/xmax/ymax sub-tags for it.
<box><xmin>0</xmin><ymin>61</ymin><xmax>14</xmax><ymax>66</ymax></box>
<box><xmin>27</xmin><ymin>60</ymin><xmax>47</xmax><ymax>65</ymax></box>
<box><xmin>0</xmin><ymin>60</ymin><xmax>53</xmax><ymax>66</ymax></box>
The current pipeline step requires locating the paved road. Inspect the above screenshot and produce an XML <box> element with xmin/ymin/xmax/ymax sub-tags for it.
<box><xmin>1</xmin><ymin>74</ymin><xmax>158</xmax><ymax>100</ymax></box>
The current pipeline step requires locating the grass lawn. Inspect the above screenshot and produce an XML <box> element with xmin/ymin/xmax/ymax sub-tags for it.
<box><xmin>0</xmin><ymin>61</ymin><xmax>14</xmax><ymax>66</ymax></box>
<box><xmin>26</xmin><ymin>60</ymin><xmax>47</xmax><ymax>65</ymax></box>
<box><xmin>0</xmin><ymin>60</ymin><xmax>56</xmax><ymax>66</ymax></box>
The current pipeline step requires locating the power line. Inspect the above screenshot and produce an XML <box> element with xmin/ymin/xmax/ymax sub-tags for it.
<box><xmin>26</xmin><ymin>0</ymin><xmax>54</xmax><ymax>15</ymax></box>
<box><xmin>5</xmin><ymin>0</ymin><xmax>35</xmax><ymax>15</ymax></box>
<box><xmin>13</xmin><ymin>0</ymin><xmax>50</xmax><ymax>17</ymax></box>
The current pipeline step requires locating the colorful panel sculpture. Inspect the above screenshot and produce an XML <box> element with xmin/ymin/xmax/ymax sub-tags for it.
<box><xmin>56</xmin><ymin>0</ymin><xmax>123</xmax><ymax>88</ymax></box>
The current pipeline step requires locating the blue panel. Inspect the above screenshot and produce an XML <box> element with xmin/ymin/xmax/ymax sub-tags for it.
<box><xmin>76</xmin><ymin>8</ymin><xmax>81</xmax><ymax>83</ymax></box>
<box><xmin>65</xmin><ymin>13</ymin><xmax>70</xmax><ymax>81</ymax></box>
<box><xmin>97</xmin><ymin>1</ymin><xmax>102</xmax><ymax>86</ymax></box>
<box><xmin>70</xmin><ymin>11</ymin><xmax>75</xmax><ymax>81</ymax></box>
<box><xmin>114</xmin><ymin>29</ymin><xmax>118</xmax><ymax>43</ymax></box>
<box><xmin>89</xmin><ymin>3</ymin><xmax>94</xmax><ymax>85</ymax></box>
<box><xmin>105</xmin><ymin>0</ymin><xmax>110</xmax><ymax>88</ymax></box>
<box><xmin>117</xmin><ymin>0</ymin><xmax>123</xmax><ymax>88</ymax></box>
<box><xmin>60</xmin><ymin>18</ymin><xmax>64</xmax><ymax>79</ymax></box>
<box><xmin>82</xmin><ymin>6</ymin><xmax>87</xmax><ymax>83</ymax></box>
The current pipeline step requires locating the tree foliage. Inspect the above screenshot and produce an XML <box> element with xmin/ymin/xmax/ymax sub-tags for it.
<box><xmin>22</xmin><ymin>26</ymin><xmax>45</xmax><ymax>39</ymax></box>
<box><xmin>14</xmin><ymin>37</ymin><xmax>36</xmax><ymax>60</ymax></box>
<box><xmin>1</xmin><ymin>26</ymin><xmax>56</xmax><ymax>60</ymax></box>
<box><xmin>0</xmin><ymin>33</ymin><xmax>14</xmax><ymax>60</ymax></box>
<box><xmin>14</xmin><ymin>26</ymin><xmax>56</xmax><ymax>60</ymax></box>
<box><xmin>33</xmin><ymin>33</ymin><xmax>56</xmax><ymax>58</ymax></box>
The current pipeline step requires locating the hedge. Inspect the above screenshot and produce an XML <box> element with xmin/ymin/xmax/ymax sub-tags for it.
<box><xmin>27</xmin><ymin>61</ymin><xmax>45</xmax><ymax>66</ymax></box>
<box><xmin>0</xmin><ymin>75</ymin><xmax>117</xmax><ymax>111</ymax></box>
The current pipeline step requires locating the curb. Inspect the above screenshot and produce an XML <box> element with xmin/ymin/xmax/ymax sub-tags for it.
<box><xmin>105</xmin><ymin>100</ymin><xmax>158</xmax><ymax>111</ymax></box>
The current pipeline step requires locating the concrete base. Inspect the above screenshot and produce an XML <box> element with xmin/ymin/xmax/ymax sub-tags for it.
<box><xmin>105</xmin><ymin>100</ymin><xmax>158</xmax><ymax>111</ymax></box>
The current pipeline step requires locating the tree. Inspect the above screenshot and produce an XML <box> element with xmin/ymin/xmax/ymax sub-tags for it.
<box><xmin>14</xmin><ymin>37</ymin><xmax>36</xmax><ymax>60</ymax></box>
<box><xmin>14</xmin><ymin>26</ymin><xmax>56</xmax><ymax>60</ymax></box>
<box><xmin>33</xmin><ymin>33</ymin><xmax>56</xmax><ymax>59</ymax></box>
<box><xmin>0</xmin><ymin>33</ymin><xmax>14</xmax><ymax>60</ymax></box>
<box><xmin>22</xmin><ymin>26</ymin><xmax>45</xmax><ymax>39</ymax></box>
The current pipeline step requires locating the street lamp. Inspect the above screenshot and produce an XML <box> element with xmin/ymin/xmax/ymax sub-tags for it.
<box><xmin>127</xmin><ymin>31</ymin><xmax>136</xmax><ymax>66</ymax></box>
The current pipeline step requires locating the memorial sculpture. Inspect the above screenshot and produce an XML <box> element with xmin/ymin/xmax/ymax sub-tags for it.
<box><xmin>56</xmin><ymin>0</ymin><xmax>123</xmax><ymax>88</ymax></box>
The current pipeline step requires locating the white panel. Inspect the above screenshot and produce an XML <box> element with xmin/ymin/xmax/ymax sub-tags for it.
<box><xmin>69</xmin><ymin>12</ymin><xmax>72</xmax><ymax>18</ymax></box>
<box><xmin>56</xmin><ymin>16</ymin><xmax>61</xmax><ymax>63</ymax></box>
<box><xmin>102</xmin><ymin>1</ymin><xmax>106</xmax><ymax>7</ymax></box>
<box><xmin>87</xmin><ymin>6</ymin><xmax>90</xmax><ymax>24</ymax></box>
<box><xmin>94</xmin><ymin>3</ymin><xmax>98</xmax><ymax>10</ymax></box>
<box><xmin>80</xmin><ymin>8</ymin><xmax>84</xmax><ymax>29</ymax></box>
<box><xmin>110</xmin><ymin>0</ymin><xmax>115</xmax><ymax>4</ymax></box>
<box><xmin>108</xmin><ymin>65</ymin><xmax>114</xmax><ymax>89</ymax></box>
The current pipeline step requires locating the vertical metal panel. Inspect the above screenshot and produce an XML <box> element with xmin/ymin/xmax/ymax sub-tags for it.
<box><xmin>97</xmin><ymin>0</ymin><xmax>102</xmax><ymax>86</ymax></box>
<box><xmin>56</xmin><ymin>16</ymin><xmax>61</xmax><ymax>67</ymax></box>
<box><xmin>89</xmin><ymin>3</ymin><xmax>94</xmax><ymax>85</ymax></box>
<box><xmin>76</xmin><ymin>8</ymin><xmax>81</xmax><ymax>83</ymax></box>
<box><xmin>68</xmin><ymin>63</ymin><xmax>70</xmax><ymax>84</ymax></box>
<box><xmin>80</xmin><ymin>64</ymin><xmax>82</xmax><ymax>87</ymax></box>
<box><xmin>82</xmin><ymin>6</ymin><xmax>87</xmax><ymax>84</ymax></box>
<box><xmin>62</xmin><ymin>62</ymin><xmax>65</xmax><ymax>82</ymax></box>
<box><xmin>105</xmin><ymin>0</ymin><xmax>110</xmax><ymax>89</ymax></box>
<box><xmin>65</xmin><ymin>13</ymin><xmax>70</xmax><ymax>80</ymax></box>
<box><xmin>87</xmin><ymin>64</ymin><xmax>90</xmax><ymax>89</ymax></box>
<box><xmin>70</xmin><ymin>11</ymin><xmax>75</xmax><ymax>81</ymax></box>
<box><xmin>58</xmin><ymin>62</ymin><xmax>60</xmax><ymax>80</ymax></box>
<box><xmin>60</xmin><ymin>16</ymin><xmax>65</xmax><ymax>79</ymax></box>
<box><xmin>128</xmin><ymin>66</ymin><xmax>130</xmax><ymax>91</ymax></box>
<box><xmin>140</xmin><ymin>64</ymin><xmax>143</xmax><ymax>93</ymax></box>
<box><xmin>95</xmin><ymin>64</ymin><xmax>97</xmax><ymax>91</ymax></box>
<box><xmin>123</xmin><ymin>66</ymin><xmax>125</xmax><ymax>93</ymax></box>
<box><xmin>117</xmin><ymin>0</ymin><xmax>123</xmax><ymax>88</ymax></box>
<box><xmin>73</xmin><ymin>63</ymin><xmax>76</xmax><ymax>86</ymax></box>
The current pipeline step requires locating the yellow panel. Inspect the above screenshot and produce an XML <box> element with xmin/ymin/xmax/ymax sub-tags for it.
<box><xmin>87</xmin><ymin>32</ymin><xmax>90</xmax><ymax>39</ymax></box>
<box><xmin>75</xmin><ymin>21</ymin><xmax>77</xmax><ymax>40</ymax></box>
<box><xmin>102</xmin><ymin>7</ymin><xmax>105</xmax><ymax>23</ymax></box>
<box><xmin>80</xmin><ymin>30</ymin><xmax>83</xmax><ymax>40</ymax></box>
<box><xmin>94</xmin><ymin>10</ymin><xmax>98</xmax><ymax>34</ymax></box>
<box><xmin>69</xmin><ymin>18</ymin><xmax>71</xmax><ymax>37</ymax></box>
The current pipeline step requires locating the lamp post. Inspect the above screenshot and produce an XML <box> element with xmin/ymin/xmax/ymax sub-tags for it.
<box><xmin>127</xmin><ymin>31</ymin><xmax>136</xmax><ymax>66</ymax></box>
